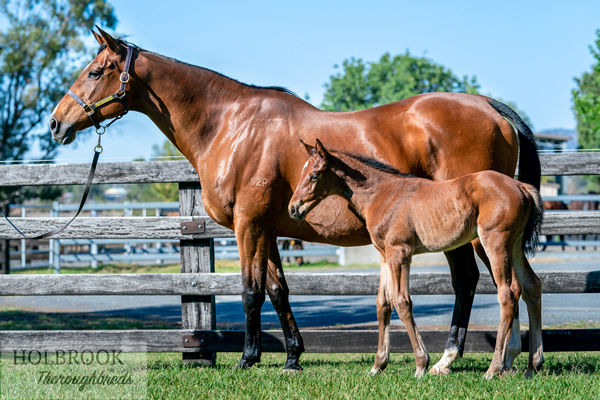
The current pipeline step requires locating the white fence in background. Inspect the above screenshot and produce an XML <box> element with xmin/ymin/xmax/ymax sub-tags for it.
<box><xmin>7</xmin><ymin>201</ymin><xmax>339</xmax><ymax>272</ymax></box>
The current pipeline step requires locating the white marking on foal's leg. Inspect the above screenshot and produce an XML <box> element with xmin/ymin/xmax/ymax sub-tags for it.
<box><xmin>504</xmin><ymin>313</ymin><xmax>521</xmax><ymax>370</ymax></box>
<box><xmin>430</xmin><ymin>346</ymin><xmax>459</xmax><ymax>375</ymax></box>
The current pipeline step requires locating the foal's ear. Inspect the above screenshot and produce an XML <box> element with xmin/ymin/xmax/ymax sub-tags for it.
<box><xmin>300</xmin><ymin>139</ymin><xmax>316</xmax><ymax>156</ymax></box>
<box><xmin>315</xmin><ymin>139</ymin><xmax>331</xmax><ymax>161</ymax></box>
<box><xmin>95</xmin><ymin>25</ymin><xmax>124</xmax><ymax>55</ymax></box>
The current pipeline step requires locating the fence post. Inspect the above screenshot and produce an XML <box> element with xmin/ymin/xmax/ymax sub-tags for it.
<box><xmin>179</xmin><ymin>182</ymin><xmax>216</xmax><ymax>366</ymax></box>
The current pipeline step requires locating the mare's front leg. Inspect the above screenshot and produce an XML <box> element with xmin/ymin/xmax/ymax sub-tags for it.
<box><xmin>235</xmin><ymin>217</ymin><xmax>271</xmax><ymax>369</ymax></box>
<box><xmin>266</xmin><ymin>238</ymin><xmax>304</xmax><ymax>371</ymax></box>
<box><xmin>388</xmin><ymin>245</ymin><xmax>429</xmax><ymax>378</ymax></box>
<box><xmin>430</xmin><ymin>244</ymin><xmax>479</xmax><ymax>375</ymax></box>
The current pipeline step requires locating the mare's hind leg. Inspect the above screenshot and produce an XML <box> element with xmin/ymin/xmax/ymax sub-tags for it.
<box><xmin>371</xmin><ymin>258</ymin><xmax>393</xmax><ymax>375</ymax></box>
<box><xmin>388</xmin><ymin>246</ymin><xmax>429</xmax><ymax>378</ymax></box>
<box><xmin>473</xmin><ymin>239</ymin><xmax>522</xmax><ymax>370</ymax></box>
<box><xmin>430</xmin><ymin>244</ymin><xmax>478</xmax><ymax>375</ymax></box>
<box><xmin>513</xmin><ymin>251</ymin><xmax>544</xmax><ymax>377</ymax></box>
<box><xmin>266</xmin><ymin>239</ymin><xmax>304</xmax><ymax>371</ymax></box>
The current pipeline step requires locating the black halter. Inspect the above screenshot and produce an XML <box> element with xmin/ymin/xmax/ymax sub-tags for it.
<box><xmin>67</xmin><ymin>44</ymin><xmax>134</xmax><ymax>133</ymax></box>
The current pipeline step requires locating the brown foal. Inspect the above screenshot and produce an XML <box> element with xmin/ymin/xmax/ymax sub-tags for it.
<box><xmin>289</xmin><ymin>140</ymin><xmax>544</xmax><ymax>379</ymax></box>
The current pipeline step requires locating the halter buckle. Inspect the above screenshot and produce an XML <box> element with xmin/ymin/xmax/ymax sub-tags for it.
<box><xmin>120</xmin><ymin>72</ymin><xmax>130</xmax><ymax>83</ymax></box>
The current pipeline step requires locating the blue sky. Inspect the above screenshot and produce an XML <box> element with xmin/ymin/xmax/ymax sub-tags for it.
<box><xmin>54</xmin><ymin>0</ymin><xmax>600</xmax><ymax>162</ymax></box>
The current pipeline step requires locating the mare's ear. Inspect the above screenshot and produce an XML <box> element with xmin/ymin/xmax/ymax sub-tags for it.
<box><xmin>300</xmin><ymin>139</ymin><xmax>315</xmax><ymax>155</ymax></box>
<box><xmin>315</xmin><ymin>139</ymin><xmax>331</xmax><ymax>162</ymax></box>
<box><xmin>92</xmin><ymin>29</ymin><xmax>104</xmax><ymax>46</ymax></box>
<box><xmin>95</xmin><ymin>25</ymin><xmax>124</xmax><ymax>55</ymax></box>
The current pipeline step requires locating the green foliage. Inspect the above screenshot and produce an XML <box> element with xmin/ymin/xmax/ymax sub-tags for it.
<box><xmin>321</xmin><ymin>51</ymin><xmax>479</xmax><ymax>111</ymax></box>
<box><xmin>127</xmin><ymin>140</ymin><xmax>183</xmax><ymax>202</ymax></box>
<box><xmin>573</xmin><ymin>29</ymin><xmax>600</xmax><ymax>189</ymax></box>
<box><xmin>0</xmin><ymin>0</ymin><xmax>116</xmax><ymax>203</ymax></box>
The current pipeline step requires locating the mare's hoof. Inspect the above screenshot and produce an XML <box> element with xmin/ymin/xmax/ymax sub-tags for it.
<box><xmin>283</xmin><ymin>361</ymin><xmax>303</xmax><ymax>373</ymax></box>
<box><xmin>235</xmin><ymin>357</ymin><xmax>258</xmax><ymax>370</ymax></box>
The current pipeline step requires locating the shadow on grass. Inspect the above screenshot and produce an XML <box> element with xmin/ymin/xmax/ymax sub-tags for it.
<box><xmin>0</xmin><ymin>309</ymin><xmax>179</xmax><ymax>330</ymax></box>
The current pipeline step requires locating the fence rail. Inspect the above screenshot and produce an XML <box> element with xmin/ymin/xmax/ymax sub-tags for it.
<box><xmin>0</xmin><ymin>152</ymin><xmax>599</xmax><ymax>359</ymax></box>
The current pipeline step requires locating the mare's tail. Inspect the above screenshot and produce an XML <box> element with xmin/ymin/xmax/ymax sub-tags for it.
<box><xmin>488</xmin><ymin>98</ymin><xmax>541</xmax><ymax>191</ymax></box>
<box><xmin>522</xmin><ymin>184</ymin><xmax>544</xmax><ymax>257</ymax></box>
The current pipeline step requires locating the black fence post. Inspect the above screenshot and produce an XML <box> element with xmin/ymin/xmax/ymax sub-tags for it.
<box><xmin>179</xmin><ymin>182</ymin><xmax>216</xmax><ymax>366</ymax></box>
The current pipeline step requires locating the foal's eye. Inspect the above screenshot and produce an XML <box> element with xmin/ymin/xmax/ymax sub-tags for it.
<box><xmin>88</xmin><ymin>69</ymin><xmax>103</xmax><ymax>79</ymax></box>
<box><xmin>309</xmin><ymin>173</ymin><xmax>319</xmax><ymax>181</ymax></box>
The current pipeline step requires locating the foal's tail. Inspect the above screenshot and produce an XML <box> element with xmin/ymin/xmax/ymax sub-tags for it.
<box><xmin>522</xmin><ymin>184</ymin><xmax>544</xmax><ymax>257</ymax></box>
<box><xmin>488</xmin><ymin>98</ymin><xmax>541</xmax><ymax>191</ymax></box>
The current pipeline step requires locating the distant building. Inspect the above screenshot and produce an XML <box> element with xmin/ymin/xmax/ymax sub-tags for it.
<box><xmin>103</xmin><ymin>187</ymin><xmax>127</xmax><ymax>202</ymax></box>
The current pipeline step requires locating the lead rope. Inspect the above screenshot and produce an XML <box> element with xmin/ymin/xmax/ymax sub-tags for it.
<box><xmin>0</xmin><ymin>133</ymin><xmax>103</xmax><ymax>240</ymax></box>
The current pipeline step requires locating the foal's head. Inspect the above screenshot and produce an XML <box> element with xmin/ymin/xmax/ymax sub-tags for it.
<box><xmin>289</xmin><ymin>139</ymin><xmax>346</xmax><ymax>220</ymax></box>
<box><xmin>49</xmin><ymin>27</ymin><xmax>137</xmax><ymax>145</ymax></box>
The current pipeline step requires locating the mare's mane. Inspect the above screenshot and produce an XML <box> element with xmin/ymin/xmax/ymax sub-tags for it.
<box><xmin>96</xmin><ymin>39</ymin><xmax>296</xmax><ymax>97</ymax></box>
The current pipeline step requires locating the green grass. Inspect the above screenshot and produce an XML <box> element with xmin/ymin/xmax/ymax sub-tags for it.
<box><xmin>5</xmin><ymin>352</ymin><xmax>597</xmax><ymax>399</ymax></box>
<box><xmin>143</xmin><ymin>352</ymin><xmax>600</xmax><ymax>400</ymax></box>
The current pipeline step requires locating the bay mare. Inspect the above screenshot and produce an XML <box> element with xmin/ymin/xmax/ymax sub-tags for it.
<box><xmin>289</xmin><ymin>140</ymin><xmax>544</xmax><ymax>378</ymax></box>
<box><xmin>48</xmin><ymin>27</ymin><xmax>541</xmax><ymax>372</ymax></box>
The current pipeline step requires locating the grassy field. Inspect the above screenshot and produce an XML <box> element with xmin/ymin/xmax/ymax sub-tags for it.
<box><xmin>3</xmin><ymin>351</ymin><xmax>598</xmax><ymax>399</ymax></box>
<box><xmin>148</xmin><ymin>352</ymin><xmax>600</xmax><ymax>399</ymax></box>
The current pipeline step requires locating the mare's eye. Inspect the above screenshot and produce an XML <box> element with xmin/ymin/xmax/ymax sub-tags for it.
<box><xmin>310</xmin><ymin>173</ymin><xmax>319</xmax><ymax>181</ymax></box>
<box><xmin>88</xmin><ymin>69</ymin><xmax>103</xmax><ymax>79</ymax></box>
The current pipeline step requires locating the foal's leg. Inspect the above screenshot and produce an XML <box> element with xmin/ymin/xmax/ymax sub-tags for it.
<box><xmin>479</xmin><ymin>237</ymin><xmax>518</xmax><ymax>379</ymax></box>
<box><xmin>473</xmin><ymin>239</ymin><xmax>522</xmax><ymax>370</ymax></box>
<box><xmin>266</xmin><ymin>238</ymin><xmax>304</xmax><ymax>371</ymax></box>
<box><xmin>235</xmin><ymin>219</ymin><xmax>270</xmax><ymax>369</ymax></box>
<box><xmin>430</xmin><ymin>244</ymin><xmax>479</xmax><ymax>375</ymax></box>
<box><xmin>389</xmin><ymin>246</ymin><xmax>429</xmax><ymax>378</ymax></box>
<box><xmin>371</xmin><ymin>259</ymin><xmax>393</xmax><ymax>375</ymax></box>
<box><xmin>513</xmin><ymin>251</ymin><xmax>544</xmax><ymax>377</ymax></box>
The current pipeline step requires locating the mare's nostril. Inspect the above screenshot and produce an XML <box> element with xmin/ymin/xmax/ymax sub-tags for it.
<box><xmin>49</xmin><ymin>118</ymin><xmax>57</xmax><ymax>132</ymax></box>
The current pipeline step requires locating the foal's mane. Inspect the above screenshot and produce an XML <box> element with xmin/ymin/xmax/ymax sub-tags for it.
<box><xmin>96</xmin><ymin>39</ymin><xmax>297</xmax><ymax>97</ymax></box>
<box><xmin>331</xmin><ymin>150</ymin><xmax>414</xmax><ymax>179</ymax></box>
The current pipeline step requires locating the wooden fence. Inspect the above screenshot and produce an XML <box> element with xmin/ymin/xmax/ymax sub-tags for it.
<box><xmin>0</xmin><ymin>153</ymin><xmax>599</xmax><ymax>364</ymax></box>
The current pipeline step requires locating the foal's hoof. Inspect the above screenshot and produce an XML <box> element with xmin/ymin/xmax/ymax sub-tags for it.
<box><xmin>370</xmin><ymin>366</ymin><xmax>383</xmax><ymax>376</ymax></box>
<box><xmin>429</xmin><ymin>365</ymin><xmax>450</xmax><ymax>376</ymax></box>
<box><xmin>414</xmin><ymin>369</ymin><xmax>426</xmax><ymax>379</ymax></box>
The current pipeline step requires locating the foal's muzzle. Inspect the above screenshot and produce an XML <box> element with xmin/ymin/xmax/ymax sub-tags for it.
<box><xmin>289</xmin><ymin>201</ymin><xmax>309</xmax><ymax>221</ymax></box>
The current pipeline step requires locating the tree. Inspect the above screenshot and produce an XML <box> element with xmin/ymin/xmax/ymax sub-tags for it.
<box><xmin>573</xmin><ymin>29</ymin><xmax>600</xmax><ymax>150</ymax></box>
<box><xmin>321</xmin><ymin>51</ymin><xmax>479</xmax><ymax>111</ymax></box>
<box><xmin>573</xmin><ymin>29</ymin><xmax>600</xmax><ymax>189</ymax></box>
<box><xmin>0</xmin><ymin>0</ymin><xmax>117</xmax><ymax>203</ymax></box>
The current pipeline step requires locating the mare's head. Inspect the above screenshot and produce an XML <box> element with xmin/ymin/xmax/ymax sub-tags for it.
<box><xmin>289</xmin><ymin>139</ymin><xmax>344</xmax><ymax>220</ymax></box>
<box><xmin>49</xmin><ymin>27</ymin><xmax>136</xmax><ymax>145</ymax></box>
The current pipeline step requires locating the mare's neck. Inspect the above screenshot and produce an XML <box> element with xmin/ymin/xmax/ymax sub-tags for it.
<box><xmin>130</xmin><ymin>50</ymin><xmax>244</xmax><ymax>167</ymax></box>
